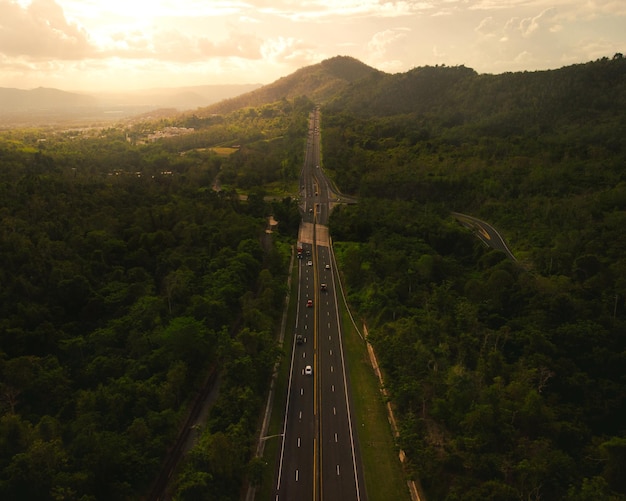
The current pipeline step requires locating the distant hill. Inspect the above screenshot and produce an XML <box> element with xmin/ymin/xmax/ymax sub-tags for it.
<box><xmin>197</xmin><ymin>56</ymin><xmax>381</xmax><ymax>115</ymax></box>
<box><xmin>0</xmin><ymin>87</ymin><xmax>97</xmax><ymax>111</ymax></box>
<box><xmin>94</xmin><ymin>84</ymin><xmax>263</xmax><ymax>110</ymax></box>
<box><xmin>4</xmin><ymin>54</ymin><xmax>625</xmax><ymax>127</ymax></box>
<box><xmin>324</xmin><ymin>64</ymin><xmax>478</xmax><ymax>116</ymax></box>
<box><xmin>324</xmin><ymin>55</ymin><xmax>626</xmax><ymax>127</ymax></box>
<box><xmin>0</xmin><ymin>83</ymin><xmax>263</xmax><ymax>126</ymax></box>
<box><xmin>188</xmin><ymin>54</ymin><xmax>626</xmax><ymax>138</ymax></box>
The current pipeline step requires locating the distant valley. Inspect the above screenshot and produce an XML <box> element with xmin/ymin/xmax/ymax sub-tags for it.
<box><xmin>0</xmin><ymin>83</ymin><xmax>262</xmax><ymax>126</ymax></box>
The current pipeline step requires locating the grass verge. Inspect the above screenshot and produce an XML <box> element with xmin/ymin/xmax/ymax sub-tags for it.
<box><xmin>254</xmin><ymin>252</ymin><xmax>300</xmax><ymax>499</ymax></box>
<box><xmin>339</xmin><ymin>299</ymin><xmax>412</xmax><ymax>501</ymax></box>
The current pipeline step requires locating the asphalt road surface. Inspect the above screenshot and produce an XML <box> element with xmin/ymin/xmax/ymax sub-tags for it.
<box><xmin>452</xmin><ymin>212</ymin><xmax>517</xmax><ymax>261</ymax></box>
<box><xmin>274</xmin><ymin>109</ymin><xmax>366</xmax><ymax>501</ymax></box>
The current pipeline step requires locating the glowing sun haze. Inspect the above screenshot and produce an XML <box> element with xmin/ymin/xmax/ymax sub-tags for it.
<box><xmin>0</xmin><ymin>0</ymin><xmax>624</xmax><ymax>91</ymax></box>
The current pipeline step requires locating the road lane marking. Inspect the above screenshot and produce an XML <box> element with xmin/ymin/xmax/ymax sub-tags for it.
<box><xmin>331</xmin><ymin>384</ymin><xmax>335</xmax><ymax>392</ymax></box>
<box><xmin>298</xmin><ymin>437</ymin><xmax>301</xmax><ymax>448</ymax></box>
<box><xmin>336</xmin><ymin>465</ymin><xmax>340</xmax><ymax>476</ymax></box>
<box><xmin>331</xmin><ymin>263</ymin><xmax>364</xmax><ymax>501</ymax></box>
<box><xmin>296</xmin><ymin>469</ymin><xmax>299</xmax><ymax>482</ymax></box>
<box><xmin>335</xmin><ymin>433</ymin><xmax>338</xmax><ymax>443</ymax></box>
<box><xmin>300</xmin><ymin>388</ymin><xmax>303</xmax><ymax>395</ymax></box>
<box><xmin>331</xmin><ymin>365</ymin><xmax>334</xmax><ymax>373</ymax></box>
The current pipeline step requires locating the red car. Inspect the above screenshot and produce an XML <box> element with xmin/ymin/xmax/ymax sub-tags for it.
<box><xmin>306</xmin><ymin>299</ymin><xmax>313</xmax><ymax>308</ymax></box>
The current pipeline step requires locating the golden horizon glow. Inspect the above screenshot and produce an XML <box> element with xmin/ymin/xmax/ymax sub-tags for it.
<box><xmin>0</xmin><ymin>0</ymin><xmax>624</xmax><ymax>91</ymax></box>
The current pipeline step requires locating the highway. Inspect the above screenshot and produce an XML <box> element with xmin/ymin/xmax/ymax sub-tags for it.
<box><xmin>274</xmin><ymin>108</ymin><xmax>366</xmax><ymax>501</ymax></box>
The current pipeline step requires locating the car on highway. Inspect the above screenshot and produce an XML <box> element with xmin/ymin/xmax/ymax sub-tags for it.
<box><xmin>320</xmin><ymin>283</ymin><xmax>327</xmax><ymax>291</ymax></box>
<box><xmin>307</xmin><ymin>260</ymin><xmax>313</xmax><ymax>266</ymax></box>
<box><xmin>304</xmin><ymin>365</ymin><xmax>312</xmax><ymax>376</ymax></box>
<box><xmin>306</xmin><ymin>299</ymin><xmax>313</xmax><ymax>307</ymax></box>
<box><xmin>325</xmin><ymin>264</ymin><xmax>330</xmax><ymax>270</ymax></box>
<box><xmin>296</xmin><ymin>334</ymin><xmax>304</xmax><ymax>345</ymax></box>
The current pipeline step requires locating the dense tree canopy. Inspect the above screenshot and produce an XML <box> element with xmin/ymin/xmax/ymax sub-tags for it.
<box><xmin>324</xmin><ymin>56</ymin><xmax>626</xmax><ymax>500</ymax></box>
<box><xmin>3</xmin><ymin>54</ymin><xmax>626</xmax><ymax>500</ymax></box>
<box><xmin>0</xmin><ymin>99</ymin><xmax>307</xmax><ymax>499</ymax></box>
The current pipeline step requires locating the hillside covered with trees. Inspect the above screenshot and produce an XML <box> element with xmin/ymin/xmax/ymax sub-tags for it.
<box><xmin>323</xmin><ymin>54</ymin><xmax>626</xmax><ymax>500</ymax></box>
<box><xmin>2</xmin><ymin>52</ymin><xmax>626</xmax><ymax>501</ymax></box>
<box><xmin>196</xmin><ymin>56</ymin><xmax>380</xmax><ymax>116</ymax></box>
<box><xmin>0</xmin><ymin>98</ymin><xmax>310</xmax><ymax>499</ymax></box>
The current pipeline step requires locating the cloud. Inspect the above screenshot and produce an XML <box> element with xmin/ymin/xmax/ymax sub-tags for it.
<box><xmin>1</xmin><ymin>0</ymin><xmax>625</xmax><ymax>91</ymax></box>
<box><xmin>254</xmin><ymin>0</ymin><xmax>425</xmax><ymax>22</ymax></box>
<box><xmin>469</xmin><ymin>0</ymin><xmax>535</xmax><ymax>10</ymax></box>
<box><xmin>368</xmin><ymin>27</ymin><xmax>409</xmax><ymax>58</ymax></box>
<box><xmin>561</xmin><ymin>0</ymin><xmax>626</xmax><ymax>21</ymax></box>
<box><xmin>259</xmin><ymin>36</ymin><xmax>313</xmax><ymax>63</ymax></box>
<box><xmin>62</xmin><ymin>0</ymin><xmax>244</xmax><ymax>20</ymax></box>
<box><xmin>363</xmin><ymin>27</ymin><xmax>410</xmax><ymax>73</ymax></box>
<box><xmin>475</xmin><ymin>16</ymin><xmax>498</xmax><ymax>37</ymax></box>
<box><xmin>0</xmin><ymin>0</ymin><xmax>93</xmax><ymax>59</ymax></box>
<box><xmin>432</xmin><ymin>45</ymin><xmax>446</xmax><ymax>59</ymax></box>
<box><xmin>476</xmin><ymin>7</ymin><xmax>559</xmax><ymax>42</ymax></box>
<box><xmin>99</xmin><ymin>29</ymin><xmax>273</xmax><ymax>63</ymax></box>
<box><xmin>197</xmin><ymin>32</ymin><xmax>264</xmax><ymax>60</ymax></box>
<box><xmin>519</xmin><ymin>8</ymin><xmax>557</xmax><ymax>37</ymax></box>
<box><xmin>513</xmin><ymin>50</ymin><xmax>533</xmax><ymax>65</ymax></box>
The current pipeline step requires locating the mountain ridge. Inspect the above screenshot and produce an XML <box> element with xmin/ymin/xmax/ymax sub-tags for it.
<box><xmin>189</xmin><ymin>54</ymin><xmax>626</xmax><ymax>127</ymax></box>
<box><xmin>195</xmin><ymin>56</ymin><xmax>382</xmax><ymax>115</ymax></box>
<box><xmin>3</xmin><ymin>54</ymin><xmax>625</xmax><ymax>126</ymax></box>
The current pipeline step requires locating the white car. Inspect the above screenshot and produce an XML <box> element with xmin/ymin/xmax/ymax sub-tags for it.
<box><xmin>325</xmin><ymin>264</ymin><xmax>330</xmax><ymax>270</ymax></box>
<box><xmin>307</xmin><ymin>260</ymin><xmax>313</xmax><ymax>266</ymax></box>
<box><xmin>304</xmin><ymin>365</ymin><xmax>312</xmax><ymax>376</ymax></box>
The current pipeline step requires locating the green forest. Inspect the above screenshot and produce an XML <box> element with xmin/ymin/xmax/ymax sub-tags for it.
<box><xmin>323</xmin><ymin>55</ymin><xmax>626</xmax><ymax>500</ymax></box>
<box><xmin>0</xmin><ymin>98</ymin><xmax>310</xmax><ymax>499</ymax></box>
<box><xmin>2</xmin><ymin>52</ymin><xmax>626</xmax><ymax>501</ymax></box>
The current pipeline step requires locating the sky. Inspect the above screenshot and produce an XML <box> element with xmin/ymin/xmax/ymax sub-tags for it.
<box><xmin>0</xmin><ymin>0</ymin><xmax>625</xmax><ymax>92</ymax></box>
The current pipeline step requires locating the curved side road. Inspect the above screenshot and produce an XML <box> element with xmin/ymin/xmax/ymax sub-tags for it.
<box><xmin>452</xmin><ymin>212</ymin><xmax>517</xmax><ymax>261</ymax></box>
